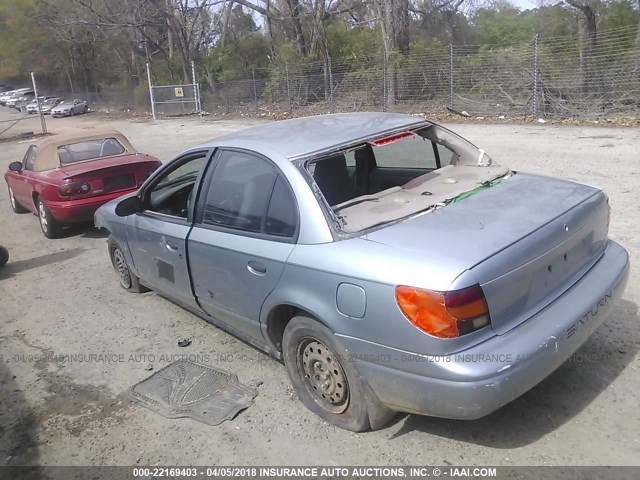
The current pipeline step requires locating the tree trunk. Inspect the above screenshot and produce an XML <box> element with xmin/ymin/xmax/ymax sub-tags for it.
<box><xmin>285</xmin><ymin>0</ymin><xmax>306</xmax><ymax>56</ymax></box>
<box><xmin>219</xmin><ymin>0</ymin><xmax>234</xmax><ymax>49</ymax></box>
<box><xmin>374</xmin><ymin>0</ymin><xmax>410</xmax><ymax>106</ymax></box>
<box><xmin>566</xmin><ymin>1</ymin><xmax>600</xmax><ymax>94</ymax></box>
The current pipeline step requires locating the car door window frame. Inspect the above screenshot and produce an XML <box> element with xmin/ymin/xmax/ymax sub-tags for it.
<box><xmin>194</xmin><ymin>147</ymin><xmax>300</xmax><ymax>244</ymax></box>
<box><xmin>22</xmin><ymin>145</ymin><xmax>37</xmax><ymax>171</ymax></box>
<box><xmin>138</xmin><ymin>149</ymin><xmax>214</xmax><ymax>225</ymax></box>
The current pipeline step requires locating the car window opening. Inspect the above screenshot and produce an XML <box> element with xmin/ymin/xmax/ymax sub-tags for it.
<box><xmin>306</xmin><ymin>124</ymin><xmax>512</xmax><ymax>234</ymax></box>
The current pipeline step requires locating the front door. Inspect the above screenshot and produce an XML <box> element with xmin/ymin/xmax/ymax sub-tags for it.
<box><xmin>8</xmin><ymin>145</ymin><xmax>37</xmax><ymax>210</ymax></box>
<box><xmin>125</xmin><ymin>150</ymin><xmax>211</xmax><ymax>308</ymax></box>
<box><xmin>188</xmin><ymin>149</ymin><xmax>298</xmax><ymax>339</ymax></box>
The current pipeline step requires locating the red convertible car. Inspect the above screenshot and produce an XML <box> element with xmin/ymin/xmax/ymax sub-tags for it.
<box><xmin>5</xmin><ymin>130</ymin><xmax>161</xmax><ymax>238</ymax></box>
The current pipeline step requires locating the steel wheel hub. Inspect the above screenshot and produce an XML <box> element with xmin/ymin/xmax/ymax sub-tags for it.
<box><xmin>112</xmin><ymin>248</ymin><xmax>131</xmax><ymax>288</ymax></box>
<box><xmin>38</xmin><ymin>202</ymin><xmax>48</xmax><ymax>231</ymax></box>
<box><xmin>300</xmin><ymin>339</ymin><xmax>348</xmax><ymax>413</ymax></box>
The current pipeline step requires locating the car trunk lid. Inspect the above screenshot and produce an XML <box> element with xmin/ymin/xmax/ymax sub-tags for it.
<box><xmin>365</xmin><ymin>173</ymin><xmax>609</xmax><ymax>335</ymax></box>
<box><xmin>58</xmin><ymin>155</ymin><xmax>159</xmax><ymax>197</ymax></box>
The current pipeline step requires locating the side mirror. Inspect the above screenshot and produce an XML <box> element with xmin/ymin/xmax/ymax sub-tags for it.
<box><xmin>115</xmin><ymin>195</ymin><xmax>142</xmax><ymax>217</ymax></box>
<box><xmin>8</xmin><ymin>161</ymin><xmax>22</xmax><ymax>172</ymax></box>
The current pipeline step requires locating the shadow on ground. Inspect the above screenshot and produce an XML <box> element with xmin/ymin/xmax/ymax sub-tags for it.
<box><xmin>0</xmin><ymin>248</ymin><xmax>85</xmax><ymax>278</ymax></box>
<box><xmin>392</xmin><ymin>299</ymin><xmax>639</xmax><ymax>448</ymax></box>
<box><xmin>0</xmin><ymin>360</ymin><xmax>41</xmax><ymax>475</ymax></box>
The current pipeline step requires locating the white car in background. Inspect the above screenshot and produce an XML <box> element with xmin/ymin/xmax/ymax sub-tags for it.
<box><xmin>0</xmin><ymin>88</ymin><xmax>30</xmax><ymax>106</ymax></box>
<box><xmin>26</xmin><ymin>96</ymin><xmax>61</xmax><ymax>113</ymax></box>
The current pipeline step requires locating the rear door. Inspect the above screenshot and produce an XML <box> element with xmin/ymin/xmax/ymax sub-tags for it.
<box><xmin>125</xmin><ymin>150</ymin><xmax>211</xmax><ymax>308</ymax></box>
<box><xmin>188</xmin><ymin>149</ymin><xmax>297</xmax><ymax>339</ymax></box>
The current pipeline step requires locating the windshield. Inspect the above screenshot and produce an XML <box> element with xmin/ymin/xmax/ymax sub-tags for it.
<box><xmin>305</xmin><ymin>124</ymin><xmax>508</xmax><ymax>234</ymax></box>
<box><xmin>57</xmin><ymin>138</ymin><xmax>126</xmax><ymax>163</ymax></box>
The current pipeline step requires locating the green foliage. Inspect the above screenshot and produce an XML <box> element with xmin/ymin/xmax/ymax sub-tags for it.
<box><xmin>325</xmin><ymin>23</ymin><xmax>382</xmax><ymax>60</ymax></box>
<box><xmin>472</xmin><ymin>2</ymin><xmax>536</xmax><ymax>45</ymax></box>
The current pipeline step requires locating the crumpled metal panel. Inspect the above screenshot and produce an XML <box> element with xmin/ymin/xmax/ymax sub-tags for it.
<box><xmin>128</xmin><ymin>360</ymin><xmax>257</xmax><ymax>426</ymax></box>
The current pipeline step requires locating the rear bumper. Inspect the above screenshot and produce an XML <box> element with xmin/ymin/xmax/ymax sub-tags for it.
<box><xmin>339</xmin><ymin>240</ymin><xmax>630</xmax><ymax>420</ymax></box>
<box><xmin>46</xmin><ymin>190</ymin><xmax>137</xmax><ymax>223</ymax></box>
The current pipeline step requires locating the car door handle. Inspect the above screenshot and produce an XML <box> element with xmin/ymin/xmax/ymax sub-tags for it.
<box><xmin>165</xmin><ymin>240</ymin><xmax>179</xmax><ymax>252</ymax></box>
<box><xmin>247</xmin><ymin>261</ymin><xmax>267</xmax><ymax>275</ymax></box>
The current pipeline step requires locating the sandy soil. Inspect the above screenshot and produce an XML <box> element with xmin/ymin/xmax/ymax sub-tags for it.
<box><xmin>0</xmin><ymin>109</ymin><xmax>638</xmax><ymax>467</ymax></box>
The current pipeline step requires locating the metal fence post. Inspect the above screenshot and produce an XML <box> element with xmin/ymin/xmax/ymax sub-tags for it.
<box><xmin>328</xmin><ymin>57</ymin><xmax>334</xmax><ymax>113</ymax></box>
<box><xmin>285</xmin><ymin>62</ymin><xmax>292</xmax><ymax>113</ymax></box>
<box><xmin>191</xmin><ymin>60</ymin><xmax>201</xmax><ymax>113</ymax></box>
<box><xmin>146</xmin><ymin>63</ymin><xmax>156</xmax><ymax>120</ymax></box>
<box><xmin>449</xmin><ymin>44</ymin><xmax>455</xmax><ymax>111</ymax></box>
<box><xmin>252</xmin><ymin>67</ymin><xmax>258</xmax><ymax>112</ymax></box>
<box><xmin>382</xmin><ymin>52</ymin><xmax>388</xmax><ymax>112</ymax></box>
<box><xmin>533</xmin><ymin>33</ymin><xmax>539</xmax><ymax>117</ymax></box>
<box><xmin>30</xmin><ymin>72</ymin><xmax>47</xmax><ymax>134</ymax></box>
<box><xmin>224</xmin><ymin>80</ymin><xmax>229</xmax><ymax>114</ymax></box>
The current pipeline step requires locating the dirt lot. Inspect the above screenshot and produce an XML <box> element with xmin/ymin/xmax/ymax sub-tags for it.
<box><xmin>0</xmin><ymin>108</ymin><xmax>638</xmax><ymax>467</ymax></box>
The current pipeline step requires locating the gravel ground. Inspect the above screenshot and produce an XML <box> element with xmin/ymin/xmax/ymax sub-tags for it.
<box><xmin>0</xmin><ymin>109</ymin><xmax>638</xmax><ymax>467</ymax></box>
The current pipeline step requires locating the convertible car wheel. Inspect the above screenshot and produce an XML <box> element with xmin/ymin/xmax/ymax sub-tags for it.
<box><xmin>283</xmin><ymin>316</ymin><xmax>373</xmax><ymax>432</ymax></box>
<box><xmin>37</xmin><ymin>198</ymin><xmax>62</xmax><ymax>238</ymax></box>
<box><xmin>108</xmin><ymin>239</ymin><xmax>148</xmax><ymax>293</ymax></box>
<box><xmin>8</xmin><ymin>187</ymin><xmax>28</xmax><ymax>213</ymax></box>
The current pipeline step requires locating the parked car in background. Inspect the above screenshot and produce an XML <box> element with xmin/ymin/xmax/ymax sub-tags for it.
<box><xmin>25</xmin><ymin>96</ymin><xmax>58</xmax><ymax>113</ymax></box>
<box><xmin>0</xmin><ymin>88</ymin><xmax>31</xmax><ymax>106</ymax></box>
<box><xmin>51</xmin><ymin>99</ymin><xmax>88</xmax><ymax>117</ymax></box>
<box><xmin>6</xmin><ymin>90</ymin><xmax>34</xmax><ymax>108</ymax></box>
<box><xmin>39</xmin><ymin>97</ymin><xmax>65</xmax><ymax>115</ymax></box>
<box><xmin>95</xmin><ymin>113</ymin><xmax>629</xmax><ymax>432</ymax></box>
<box><xmin>5</xmin><ymin>130</ymin><xmax>161</xmax><ymax>238</ymax></box>
<box><xmin>0</xmin><ymin>84</ymin><xmax>15</xmax><ymax>93</ymax></box>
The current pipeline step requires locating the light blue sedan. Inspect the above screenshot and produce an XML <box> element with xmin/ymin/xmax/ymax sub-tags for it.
<box><xmin>95</xmin><ymin>113</ymin><xmax>629</xmax><ymax>431</ymax></box>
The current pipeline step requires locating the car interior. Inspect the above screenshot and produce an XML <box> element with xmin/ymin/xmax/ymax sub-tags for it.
<box><xmin>57</xmin><ymin>138</ymin><xmax>126</xmax><ymax>163</ymax></box>
<box><xmin>146</xmin><ymin>156</ymin><xmax>206</xmax><ymax>218</ymax></box>
<box><xmin>308</xmin><ymin>124</ymin><xmax>509</xmax><ymax>233</ymax></box>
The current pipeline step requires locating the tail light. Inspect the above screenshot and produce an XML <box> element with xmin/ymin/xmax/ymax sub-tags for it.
<box><xmin>395</xmin><ymin>284</ymin><xmax>491</xmax><ymax>338</ymax></box>
<box><xmin>59</xmin><ymin>182</ymin><xmax>91</xmax><ymax>196</ymax></box>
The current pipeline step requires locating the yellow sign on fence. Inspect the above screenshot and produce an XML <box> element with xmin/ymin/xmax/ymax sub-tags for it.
<box><xmin>174</xmin><ymin>87</ymin><xmax>184</xmax><ymax>98</ymax></box>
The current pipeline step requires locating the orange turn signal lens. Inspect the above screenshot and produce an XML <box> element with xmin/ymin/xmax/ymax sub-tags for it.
<box><xmin>395</xmin><ymin>284</ymin><xmax>490</xmax><ymax>338</ymax></box>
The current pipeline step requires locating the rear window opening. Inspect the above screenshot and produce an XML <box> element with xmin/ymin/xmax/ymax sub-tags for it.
<box><xmin>57</xmin><ymin>138</ymin><xmax>126</xmax><ymax>164</ymax></box>
<box><xmin>306</xmin><ymin>124</ymin><xmax>511</xmax><ymax>234</ymax></box>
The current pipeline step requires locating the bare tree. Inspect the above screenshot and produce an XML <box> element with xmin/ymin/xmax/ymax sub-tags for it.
<box><xmin>564</xmin><ymin>0</ymin><xmax>601</xmax><ymax>94</ymax></box>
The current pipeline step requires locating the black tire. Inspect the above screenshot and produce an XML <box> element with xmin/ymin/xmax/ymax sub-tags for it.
<box><xmin>283</xmin><ymin>315</ymin><xmax>394</xmax><ymax>432</ymax></box>
<box><xmin>83</xmin><ymin>106</ymin><xmax>88</xmax><ymax>113</ymax></box>
<box><xmin>108</xmin><ymin>239</ymin><xmax>148</xmax><ymax>293</ymax></box>
<box><xmin>8</xmin><ymin>187</ymin><xmax>28</xmax><ymax>213</ymax></box>
<box><xmin>0</xmin><ymin>246</ymin><xmax>8</xmax><ymax>267</ymax></box>
<box><xmin>69</xmin><ymin>110</ymin><xmax>75</xmax><ymax>117</ymax></box>
<box><xmin>36</xmin><ymin>197</ymin><xmax>63</xmax><ymax>239</ymax></box>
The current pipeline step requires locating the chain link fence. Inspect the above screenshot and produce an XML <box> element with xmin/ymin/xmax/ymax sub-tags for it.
<box><xmin>197</xmin><ymin>25</ymin><xmax>640</xmax><ymax>119</ymax></box>
<box><xmin>4</xmin><ymin>24</ymin><xmax>638</xmax><ymax>132</ymax></box>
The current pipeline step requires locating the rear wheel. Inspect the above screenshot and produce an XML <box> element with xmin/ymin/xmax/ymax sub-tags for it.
<box><xmin>83</xmin><ymin>105</ymin><xmax>88</xmax><ymax>113</ymax></box>
<box><xmin>8</xmin><ymin>187</ymin><xmax>28</xmax><ymax>213</ymax></box>
<box><xmin>109</xmin><ymin>240</ymin><xmax>148</xmax><ymax>293</ymax></box>
<box><xmin>0</xmin><ymin>246</ymin><xmax>8</xmax><ymax>267</ymax></box>
<box><xmin>37</xmin><ymin>198</ymin><xmax>62</xmax><ymax>238</ymax></box>
<box><xmin>283</xmin><ymin>316</ymin><xmax>393</xmax><ymax>431</ymax></box>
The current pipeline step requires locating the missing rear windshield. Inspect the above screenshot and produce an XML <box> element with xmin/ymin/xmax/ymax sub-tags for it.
<box><xmin>306</xmin><ymin>125</ymin><xmax>509</xmax><ymax>234</ymax></box>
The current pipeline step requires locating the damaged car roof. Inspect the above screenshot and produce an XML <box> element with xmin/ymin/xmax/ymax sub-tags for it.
<box><xmin>196</xmin><ymin>112</ymin><xmax>428</xmax><ymax>160</ymax></box>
